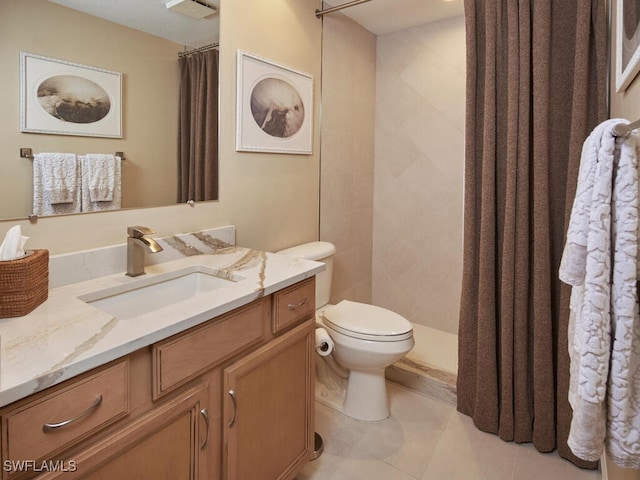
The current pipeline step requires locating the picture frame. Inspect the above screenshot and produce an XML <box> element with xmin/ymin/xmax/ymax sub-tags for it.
<box><xmin>616</xmin><ymin>0</ymin><xmax>640</xmax><ymax>92</ymax></box>
<box><xmin>236</xmin><ymin>50</ymin><xmax>313</xmax><ymax>154</ymax></box>
<box><xmin>20</xmin><ymin>52</ymin><xmax>122</xmax><ymax>138</ymax></box>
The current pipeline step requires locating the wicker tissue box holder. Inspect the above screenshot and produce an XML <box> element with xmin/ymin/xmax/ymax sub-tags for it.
<box><xmin>0</xmin><ymin>249</ymin><xmax>49</xmax><ymax>319</ymax></box>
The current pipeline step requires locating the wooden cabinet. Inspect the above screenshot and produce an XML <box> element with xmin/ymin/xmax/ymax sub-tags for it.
<box><xmin>223</xmin><ymin>320</ymin><xmax>314</xmax><ymax>480</ymax></box>
<box><xmin>0</xmin><ymin>277</ymin><xmax>315</xmax><ymax>480</ymax></box>
<box><xmin>272</xmin><ymin>279</ymin><xmax>315</xmax><ymax>334</ymax></box>
<box><xmin>152</xmin><ymin>299</ymin><xmax>269</xmax><ymax>399</ymax></box>
<box><xmin>39</xmin><ymin>384</ymin><xmax>209</xmax><ymax>480</ymax></box>
<box><xmin>2</xmin><ymin>360</ymin><xmax>129</xmax><ymax>468</ymax></box>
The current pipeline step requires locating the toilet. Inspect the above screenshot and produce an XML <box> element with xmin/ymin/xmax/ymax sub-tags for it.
<box><xmin>277</xmin><ymin>241</ymin><xmax>414</xmax><ymax>421</ymax></box>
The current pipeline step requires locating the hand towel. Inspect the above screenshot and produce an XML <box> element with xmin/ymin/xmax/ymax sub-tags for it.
<box><xmin>32</xmin><ymin>153</ymin><xmax>81</xmax><ymax>216</ymax></box>
<box><xmin>85</xmin><ymin>154</ymin><xmax>116</xmax><ymax>202</ymax></box>
<box><xmin>33</xmin><ymin>153</ymin><xmax>77</xmax><ymax>204</ymax></box>
<box><xmin>79</xmin><ymin>155</ymin><xmax>122</xmax><ymax>212</ymax></box>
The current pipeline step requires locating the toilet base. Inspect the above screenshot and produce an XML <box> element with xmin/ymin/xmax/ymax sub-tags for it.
<box><xmin>315</xmin><ymin>363</ymin><xmax>390</xmax><ymax>422</ymax></box>
<box><xmin>343</xmin><ymin>369</ymin><xmax>390</xmax><ymax>421</ymax></box>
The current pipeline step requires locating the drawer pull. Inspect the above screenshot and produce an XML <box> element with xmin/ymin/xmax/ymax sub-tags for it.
<box><xmin>287</xmin><ymin>297</ymin><xmax>308</xmax><ymax>309</ymax></box>
<box><xmin>228</xmin><ymin>390</ymin><xmax>237</xmax><ymax>428</ymax></box>
<box><xmin>200</xmin><ymin>408</ymin><xmax>209</xmax><ymax>449</ymax></box>
<box><xmin>42</xmin><ymin>395</ymin><xmax>103</xmax><ymax>433</ymax></box>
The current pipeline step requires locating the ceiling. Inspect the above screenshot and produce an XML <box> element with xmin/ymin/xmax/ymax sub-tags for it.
<box><xmin>49</xmin><ymin>0</ymin><xmax>221</xmax><ymax>48</ymax></box>
<box><xmin>48</xmin><ymin>0</ymin><xmax>464</xmax><ymax>48</ymax></box>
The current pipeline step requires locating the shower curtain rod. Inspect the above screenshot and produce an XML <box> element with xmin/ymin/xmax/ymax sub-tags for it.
<box><xmin>315</xmin><ymin>0</ymin><xmax>372</xmax><ymax>18</ymax></box>
<box><xmin>178</xmin><ymin>42</ymin><xmax>219</xmax><ymax>58</ymax></box>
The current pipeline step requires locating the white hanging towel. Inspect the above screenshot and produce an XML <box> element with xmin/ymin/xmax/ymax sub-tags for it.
<box><xmin>32</xmin><ymin>153</ymin><xmax>81</xmax><ymax>216</ymax></box>
<box><xmin>79</xmin><ymin>154</ymin><xmax>121</xmax><ymax>212</ymax></box>
<box><xmin>607</xmin><ymin>127</ymin><xmax>640</xmax><ymax>469</ymax></box>
<box><xmin>85</xmin><ymin>153</ymin><xmax>116</xmax><ymax>202</ymax></box>
<box><xmin>560</xmin><ymin>118</ymin><xmax>640</xmax><ymax>468</ymax></box>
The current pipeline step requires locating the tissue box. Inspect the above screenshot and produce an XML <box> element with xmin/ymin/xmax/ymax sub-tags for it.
<box><xmin>0</xmin><ymin>249</ymin><xmax>49</xmax><ymax>318</ymax></box>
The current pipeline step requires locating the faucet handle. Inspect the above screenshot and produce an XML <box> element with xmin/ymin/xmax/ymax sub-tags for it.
<box><xmin>128</xmin><ymin>226</ymin><xmax>156</xmax><ymax>238</ymax></box>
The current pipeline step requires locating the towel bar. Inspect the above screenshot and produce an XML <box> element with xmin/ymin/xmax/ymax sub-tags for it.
<box><xmin>20</xmin><ymin>148</ymin><xmax>125</xmax><ymax>161</ymax></box>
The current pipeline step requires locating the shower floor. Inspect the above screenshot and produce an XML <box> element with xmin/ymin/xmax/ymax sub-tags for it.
<box><xmin>386</xmin><ymin>323</ymin><xmax>458</xmax><ymax>406</ymax></box>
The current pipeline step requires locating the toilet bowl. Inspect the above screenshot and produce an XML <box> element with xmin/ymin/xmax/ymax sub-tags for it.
<box><xmin>277</xmin><ymin>242</ymin><xmax>414</xmax><ymax>421</ymax></box>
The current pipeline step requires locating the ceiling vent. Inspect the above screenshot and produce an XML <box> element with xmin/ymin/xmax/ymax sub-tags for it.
<box><xmin>166</xmin><ymin>0</ymin><xmax>217</xmax><ymax>19</ymax></box>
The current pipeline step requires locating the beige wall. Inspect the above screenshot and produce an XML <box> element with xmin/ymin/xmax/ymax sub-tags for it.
<box><xmin>0</xmin><ymin>0</ymin><xmax>180</xmax><ymax>218</ymax></box>
<box><xmin>0</xmin><ymin>0</ymin><xmax>322</xmax><ymax>255</ymax></box>
<box><xmin>218</xmin><ymin>0</ymin><xmax>321</xmax><ymax>252</ymax></box>
<box><xmin>320</xmin><ymin>13</ymin><xmax>376</xmax><ymax>304</ymax></box>
<box><xmin>372</xmin><ymin>16</ymin><xmax>465</xmax><ymax>334</ymax></box>
<box><xmin>610</xmin><ymin>2</ymin><xmax>640</xmax><ymax>120</ymax></box>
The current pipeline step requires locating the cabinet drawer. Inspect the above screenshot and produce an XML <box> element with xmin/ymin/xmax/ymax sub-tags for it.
<box><xmin>153</xmin><ymin>297</ymin><xmax>268</xmax><ymax>398</ymax></box>
<box><xmin>272</xmin><ymin>278</ymin><xmax>316</xmax><ymax>334</ymax></box>
<box><xmin>4</xmin><ymin>360</ymin><xmax>129</xmax><ymax>465</ymax></box>
<box><xmin>36</xmin><ymin>384</ymin><xmax>208</xmax><ymax>480</ymax></box>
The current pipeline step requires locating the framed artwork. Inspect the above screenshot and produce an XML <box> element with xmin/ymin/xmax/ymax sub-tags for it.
<box><xmin>20</xmin><ymin>52</ymin><xmax>122</xmax><ymax>138</ymax></box>
<box><xmin>236</xmin><ymin>50</ymin><xmax>313</xmax><ymax>154</ymax></box>
<box><xmin>616</xmin><ymin>0</ymin><xmax>640</xmax><ymax>92</ymax></box>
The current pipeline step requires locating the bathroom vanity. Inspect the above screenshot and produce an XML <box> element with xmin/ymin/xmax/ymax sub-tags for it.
<box><xmin>0</xmin><ymin>242</ymin><xmax>322</xmax><ymax>480</ymax></box>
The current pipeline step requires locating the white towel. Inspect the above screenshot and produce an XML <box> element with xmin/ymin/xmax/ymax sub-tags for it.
<box><xmin>32</xmin><ymin>153</ymin><xmax>81</xmax><ymax>216</ymax></box>
<box><xmin>85</xmin><ymin>154</ymin><xmax>116</xmax><ymax>202</ymax></box>
<box><xmin>33</xmin><ymin>153</ymin><xmax>77</xmax><ymax>204</ymax></box>
<box><xmin>560</xmin><ymin>118</ymin><xmax>640</xmax><ymax>468</ymax></box>
<box><xmin>562</xmin><ymin>120</ymin><xmax>616</xmax><ymax>462</ymax></box>
<box><xmin>607</xmin><ymin>128</ymin><xmax>640</xmax><ymax>469</ymax></box>
<box><xmin>79</xmin><ymin>155</ymin><xmax>121</xmax><ymax>212</ymax></box>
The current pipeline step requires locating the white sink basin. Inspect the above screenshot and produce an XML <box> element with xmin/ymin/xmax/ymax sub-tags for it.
<box><xmin>79</xmin><ymin>266</ymin><xmax>240</xmax><ymax>320</ymax></box>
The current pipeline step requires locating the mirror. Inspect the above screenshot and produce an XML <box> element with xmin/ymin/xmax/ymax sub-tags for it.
<box><xmin>0</xmin><ymin>0</ymin><xmax>220</xmax><ymax>221</ymax></box>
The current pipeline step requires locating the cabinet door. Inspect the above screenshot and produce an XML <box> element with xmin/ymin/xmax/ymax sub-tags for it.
<box><xmin>37</xmin><ymin>385</ymin><xmax>210</xmax><ymax>480</ymax></box>
<box><xmin>223</xmin><ymin>319</ymin><xmax>314</xmax><ymax>480</ymax></box>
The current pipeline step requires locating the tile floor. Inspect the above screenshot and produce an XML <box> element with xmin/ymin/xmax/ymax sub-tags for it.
<box><xmin>297</xmin><ymin>382</ymin><xmax>601</xmax><ymax>480</ymax></box>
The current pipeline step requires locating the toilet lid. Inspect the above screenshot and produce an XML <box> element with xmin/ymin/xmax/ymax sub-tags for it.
<box><xmin>322</xmin><ymin>300</ymin><xmax>413</xmax><ymax>341</ymax></box>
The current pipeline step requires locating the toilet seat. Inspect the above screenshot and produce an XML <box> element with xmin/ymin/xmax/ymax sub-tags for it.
<box><xmin>321</xmin><ymin>300</ymin><xmax>413</xmax><ymax>342</ymax></box>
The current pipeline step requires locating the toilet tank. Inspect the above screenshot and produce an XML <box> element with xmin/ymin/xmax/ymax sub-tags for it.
<box><xmin>276</xmin><ymin>241</ymin><xmax>336</xmax><ymax>308</ymax></box>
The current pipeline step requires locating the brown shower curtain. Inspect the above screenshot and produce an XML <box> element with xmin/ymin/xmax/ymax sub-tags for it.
<box><xmin>457</xmin><ymin>0</ymin><xmax>607</xmax><ymax>468</ymax></box>
<box><xmin>178</xmin><ymin>48</ymin><xmax>219</xmax><ymax>203</ymax></box>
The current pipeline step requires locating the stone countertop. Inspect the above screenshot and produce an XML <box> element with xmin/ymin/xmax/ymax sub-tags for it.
<box><xmin>0</xmin><ymin>247</ymin><xmax>324</xmax><ymax>408</ymax></box>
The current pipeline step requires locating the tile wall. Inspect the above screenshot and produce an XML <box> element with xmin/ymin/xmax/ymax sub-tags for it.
<box><xmin>372</xmin><ymin>16</ymin><xmax>466</xmax><ymax>334</ymax></box>
<box><xmin>320</xmin><ymin>14</ymin><xmax>377</xmax><ymax>304</ymax></box>
<box><xmin>320</xmin><ymin>13</ymin><xmax>466</xmax><ymax>334</ymax></box>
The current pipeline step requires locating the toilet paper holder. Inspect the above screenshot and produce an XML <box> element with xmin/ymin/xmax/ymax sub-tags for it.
<box><xmin>315</xmin><ymin>327</ymin><xmax>334</xmax><ymax>356</ymax></box>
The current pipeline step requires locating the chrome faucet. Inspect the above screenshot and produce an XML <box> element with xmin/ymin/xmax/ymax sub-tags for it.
<box><xmin>126</xmin><ymin>226</ymin><xmax>163</xmax><ymax>277</ymax></box>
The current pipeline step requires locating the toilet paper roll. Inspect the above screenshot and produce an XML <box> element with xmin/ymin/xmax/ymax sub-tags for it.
<box><xmin>315</xmin><ymin>327</ymin><xmax>334</xmax><ymax>357</ymax></box>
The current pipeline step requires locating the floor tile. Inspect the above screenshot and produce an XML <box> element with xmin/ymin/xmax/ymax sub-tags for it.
<box><xmin>354</xmin><ymin>383</ymin><xmax>453</xmax><ymax>478</ymax></box>
<box><xmin>315</xmin><ymin>401</ymin><xmax>372</xmax><ymax>447</ymax></box>
<box><xmin>421</xmin><ymin>412</ymin><xmax>518</xmax><ymax>480</ymax></box>
<box><xmin>512</xmin><ymin>443</ymin><xmax>600</xmax><ymax>480</ymax></box>
<box><xmin>299</xmin><ymin>381</ymin><xmax>603</xmax><ymax>480</ymax></box>
<box><xmin>328</xmin><ymin>448</ymin><xmax>418</xmax><ymax>480</ymax></box>
<box><xmin>296</xmin><ymin>433</ymin><xmax>352</xmax><ymax>480</ymax></box>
